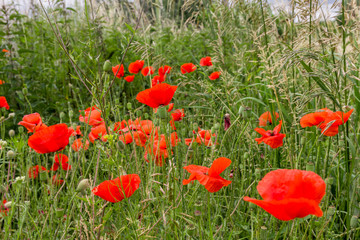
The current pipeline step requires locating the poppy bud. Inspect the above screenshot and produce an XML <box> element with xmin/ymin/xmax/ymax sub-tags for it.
<box><xmin>103</xmin><ymin>60</ymin><xmax>112</xmax><ymax>72</ymax></box>
<box><xmin>22</xmin><ymin>87</ymin><xmax>28</xmax><ymax>95</ymax></box>
<box><xmin>8</xmin><ymin>113</ymin><xmax>15</xmax><ymax>118</ymax></box>
<box><xmin>0</xmin><ymin>116</ymin><xmax>5</xmax><ymax>120</ymax></box>
<box><xmin>9</xmin><ymin>130</ymin><xmax>15</xmax><ymax>138</ymax></box>
<box><xmin>306</xmin><ymin>162</ymin><xmax>315</xmax><ymax>172</ymax></box>
<box><xmin>69</xmin><ymin>110</ymin><xmax>74</xmax><ymax>118</ymax></box>
<box><xmin>243</xmin><ymin>152</ymin><xmax>249</xmax><ymax>159</ymax></box>
<box><xmin>0</xmin><ymin>140</ymin><xmax>7</xmax><ymax>147</ymax></box>
<box><xmin>18</xmin><ymin>126</ymin><xmax>24</xmax><ymax>133</ymax></box>
<box><xmin>76</xmin><ymin>179</ymin><xmax>90</xmax><ymax>193</ymax></box>
<box><xmin>157</xmin><ymin>106</ymin><xmax>167</xmax><ymax>119</ymax></box>
<box><xmin>7</xmin><ymin>150</ymin><xmax>16</xmax><ymax>159</ymax></box>
<box><xmin>255</xmin><ymin>168</ymin><xmax>261</xmax><ymax>178</ymax></box>
<box><xmin>325</xmin><ymin>177</ymin><xmax>334</xmax><ymax>186</ymax></box>
<box><xmin>4</xmin><ymin>201</ymin><xmax>12</xmax><ymax>209</ymax></box>
<box><xmin>213</xmin><ymin>123</ymin><xmax>220</xmax><ymax>130</ymax></box>
<box><xmin>0</xmin><ymin>185</ymin><xmax>6</xmax><ymax>194</ymax></box>
<box><xmin>60</xmin><ymin>112</ymin><xmax>65</xmax><ymax>120</ymax></box>
<box><xmin>350</xmin><ymin>215</ymin><xmax>358</xmax><ymax>228</ymax></box>
<box><xmin>326</xmin><ymin>206</ymin><xmax>336</xmax><ymax>217</ymax></box>
<box><xmin>127</xmin><ymin>102</ymin><xmax>133</xmax><ymax>110</ymax></box>
<box><xmin>117</xmin><ymin>140</ymin><xmax>125</xmax><ymax>150</ymax></box>
<box><xmin>55</xmin><ymin>208</ymin><xmax>65</xmax><ymax>218</ymax></box>
<box><xmin>144</xmin><ymin>113</ymin><xmax>149</xmax><ymax>119</ymax></box>
<box><xmin>224</xmin><ymin>113</ymin><xmax>230</xmax><ymax>131</ymax></box>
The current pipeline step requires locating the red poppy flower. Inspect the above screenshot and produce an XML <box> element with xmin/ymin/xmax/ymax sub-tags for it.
<box><xmin>28</xmin><ymin>124</ymin><xmax>71</xmax><ymax>154</ymax></box>
<box><xmin>170</xmin><ymin>109</ymin><xmax>185</xmax><ymax>130</ymax></box>
<box><xmin>200</xmin><ymin>56</ymin><xmax>212</xmax><ymax>66</ymax></box>
<box><xmin>0</xmin><ymin>80</ymin><xmax>4</xmax><ymax>85</ymax></box>
<box><xmin>79</xmin><ymin>106</ymin><xmax>104</xmax><ymax>126</ymax></box>
<box><xmin>28</xmin><ymin>165</ymin><xmax>47</xmax><ymax>179</ymax></box>
<box><xmin>244</xmin><ymin>169</ymin><xmax>326</xmax><ymax>221</ymax></box>
<box><xmin>158</xmin><ymin>65</ymin><xmax>172</xmax><ymax>76</ymax></box>
<box><xmin>181</xmin><ymin>63</ymin><xmax>197</xmax><ymax>74</ymax></box>
<box><xmin>151</xmin><ymin>75</ymin><xmax>166</xmax><ymax>87</ymax></box>
<box><xmin>128</xmin><ymin>60</ymin><xmax>144</xmax><ymax>74</ymax></box>
<box><xmin>136</xmin><ymin>83</ymin><xmax>178</xmax><ymax>108</ymax></box>
<box><xmin>92</xmin><ymin>174</ymin><xmax>141</xmax><ymax>203</ymax></box>
<box><xmin>89</xmin><ymin>123</ymin><xmax>108</xmax><ymax>143</ymax></box>
<box><xmin>52</xmin><ymin>175</ymin><xmax>64</xmax><ymax>186</ymax></box>
<box><xmin>18</xmin><ymin>113</ymin><xmax>47</xmax><ymax>133</ymax></box>
<box><xmin>71</xmin><ymin>138</ymin><xmax>89</xmax><ymax>152</ymax></box>
<box><xmin>167</xmin><ymin>103</ymin><xmax>174</xmax><ymax>112</ymax></box>
<box><xmin>144</xmin><ymin>132</ymin><xmax>178</xmax><ymax>166</ymax></box>
<box><xmin>0</xmin><ymin>96</ymin><xmax>10</xmax><ymax>110</ymax></box>
<box><xmin>183</xmin><ymin>157</ymin><xmax>232</xmax><ymax>192</ymax></box>
<box><xmin>255</xmin><ymin>120</ymin><xmax>285</xmax><ymax>149</ymax></box>
<box><xmin>68</xmin><ymin>125</ymin><xmax>82</xmax><ymax>137</ymax></box>
<box><xmin>0</xmin><ymin>199</ymin><xmax>9</xmax><ymax>217</ymax></box>
<box><xmin>119</xmin><ymin>131</ymin><xmax>147</xmax><ymax>146</ymax></box>
<box><xmin>141</xmin><ymin>66</ymin><xmax>155</xmax><ymax>76</ymax></box>
<box><xmin>51</xmin><ymin>154</ymin><xmax>71</xmax><ymax>171</ymax></box>
<box><xmin>2</xmin><ymin>49</ymin><xmax>9</xmax><ymax>53</ymax></box>
<box><xmin>185</xmin><ymin>128</ymin><xmax>217</xmax><ymax>146</ymax></box>
<box><xmin>112</xmin><ymin>64</ymin><xmax>125</xmax><ymax>78</ymax></box>
<box><xmin>300</xmin><ymin>108</ymin><xmax>354</xmax><ymax>136</ymax></box>
<box><xmin>124</xmin><ymin>75</ymin><xmax>135</xmax><ymax>82</ymax></box>
<box><xmin>209</xmin><ymin>72</ymin><xmax>221</xmax><ymax>80</ymax></box>
<box><xmin>259</xmin><ymin>111</ymin><xmax>280</xmax><ymax>127</ymax></box>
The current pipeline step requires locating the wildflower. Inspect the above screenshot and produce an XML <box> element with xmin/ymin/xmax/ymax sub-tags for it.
<box><xmin>18</xmin><ymin>113</ymin><xmax>47</xmax><ymax>133</ymax></box>
<box><xmin>68</xmin><ymin>125</ymin><xmax>82</xmax><ymax>137</ymax></box>
<box><xmin>224</xmin><ymin>113</ymin><xmax>231</xmax><ymax>131</ymax></box>
<box><xmin>89</xmin><ymin>123</ymin><xmax>108</xmax><ymax>143</ymax></box>
<box><xmin>259</xmin><ymin>111</ymin><xmax>280</xmax><ymax>126</ymax></box>
<box><xmin>151</xmin><ymin>75</ymin><xmax>166</xmax><ymax>87</ymax></box>
<box><xmin>112</xmin><ymin>64</ymin><xmax>125</xmax><ymax>78</ymax></box>
<box><xmin>0</xmin><ymin>80</ymin><xmax>4</xmax><ymax>85</ymax></box>
<box><xmin>128</xmin><ymin>60</ymin><xmax>144</xmax><ymax>74</ymax></box>
<box><xmin>2</xmin><ymin>49</ymin><xmax>9</xmax><ymax>53</ymax></box>
<box><xmin>0</xmin><ymin>96</ymin><xmax>10</xmax><ymax>110</ymax></box>
<box><xmin>28</xmin><ymin>124</ymin><xmax>71</xmax><ymax>154</ymax></box>
<box><xmin>183</xmin><ymin>157</ymin><xmax>232</xmax><ymax>192</ymax></box>
<box><xmin>181</xmin><ymin>63</ymin><xmax>197</xmax><ymax>74</ymax></box>
<box><xmin>300</xmin><ymin>108</ymin><xmax>354</xmax><ymax>136</ymax></box>
<box><xmin>158</xmin><ymin>65</ymin><xmax>172</xmax><ymax>76</ymax></box>
<box><xmin>124</xmin><ymin>75</ymin><xmax>135</xmax><ymax>82</ymax></box>
<box><xmin>167</xmin><ymin>103</ymin><xmax>174</xmax><ymax>112</ymax></box>
<box><xmin>71</xmin><ymin>138</ymin><xmax>89</xmax><ymax>152</ymax></box>
<box><xmin>144</xmin><ymin>132</ymin><xmax>179</xmax><ymax>166</ymax></box>
<box><xmin>209</xmin><ymin>72</ymin><xmax>221</xmax><ymax>80</ymax></box>
<box><xmin>79</xmin><ymin>106</ymin><xmax>103</xmax><ymax>126</ymax></box>
<box><xmin>141</xmin><ymin>66</ymin><xmax>155</xmax><ymax>76</ymax></box>
<box><xmin>255</xmin><ymin>120</ymin><xmax>286</xmax><ymax>149</ymax></box>
<box><xmin>52</xmin><ymin>175</ymin><xmax>64</xmax><ymax>186</ymax></box>
<box><xmin>200</xmin><ymin>56</ymin><xmax>212</xmax><ymax>66</ymax></box>
<box><xmin>0</xmin><ymin>199</ymin><xmax>9</xmax><ymax>217</ymax></box>
<box><xmin>185</xmin><ymin>128</ymin><xmax>217</xmax><ymax>147</ymax></box>
<box><xmin>119</xmin><ymin>131</ymin><xmax>147</xmax><ymax>146</ymax></box>
<box><xmin>51</xmin><ymin>154</ymin><xmax>71</xmax><ymax>171</ymax></box>
<box><xmin>92</xmin><ymin>174</ymin><xmax>141</xmax><ymax>203</ymax></box>
<box><xmin>243</xmin><ymin>169</ymin><xmax>326</xmax><ymax>221</ymax></box>
<box><xmin>136</xmin><ymin>83</ymin><xmax>178</xmax><ymax>108</ymax></box>
<box><xmin>170</xmin><ymin>109</ymin><xmax>185</xmax><ymax>130</ymax></box>
<box><xmin>28</xmin><ymin>165</ymin><xmax>47</xmax><ymax>179</ymax></box>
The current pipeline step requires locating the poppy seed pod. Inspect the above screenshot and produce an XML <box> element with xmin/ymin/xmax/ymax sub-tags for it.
<box><xmin>327</xmin><ymin>206</ymin><xmax>336</xmax><ymax>216</ymax></box>
<box><xmin>350</xmin><ymin>215</ymin><xmax>358</xmax><ymax>228</ymax></box>
<box><xmin>224</xmin><ymin>113</ymin><xmax>230</xmax><ymax>130</ymax></box>
<box><xmin>306</xmin><ymin>162</ymin><xmax>315</xmax><ymax>172</ymax></box>
<box><xmin>127</xmin><ymin>102</ymin><xmax>133</xmax><ymax>110</ymax></box>
<box><xmin>8</xmin><ymin>113</ymin><xmax>15</xmax><ymax>118</ymax></box>
<box><xmin>157</xmin><ymin>106</ymin><xmax>167</xmax><ymax>119</ymax></box>
<box><xmin>60</xmin><ymin>112</ymin><xmax>65</xmax><ymax>119</ymax></box>
<box><xmin>18</xmin><ymin>126</ymin><xmax>24</xmax><ymax>133</ymax></box>
<box><xmin>22</xmin><ymin>87</ymin><xmax>28</xmax><ymax>95</ymax></box>
<box><xmin>77</xmin><ymin>179</ymin><xmax>90</xmax><ymax>193</ymax></box>
<box><xmin>9</xmin><ymin>130</ymin><xmax>15</xmax><ymax>137</ymax></box>
<box><xmin>69</xmin><ymin>110</ymin><xmax>74</xmax><ymax>118</ymax></box>
<box><xmin>7</xmin><ymin>150</ymin><xmax>16</xmax><ymax>159</ymax></box>
<box><xmin>103</xmin><ymin>60</ymin><xmax>112</xmax><ymax>72</ymax></box>
<box><xmin>4</xmin><ymin>201</ymin><xmax>12</xmax><ymax>209</ymax></box>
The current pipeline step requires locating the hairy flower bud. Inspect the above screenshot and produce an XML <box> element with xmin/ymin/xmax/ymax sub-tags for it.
<box><xmin>8</xmin><ymin>113</ymin><xmax>15</xmax><ymax>118</ymax></box>
<box><xmin>103</xmin><ymin>60</ymin><xmax>112</xmax><ymax>72</ymax></box>
<box><xmin>7</xmin><ymin>150</ymin><xmax>16</xmax><ymax>159</ymax></box>
<box><xmin>4</xmin><ymin>201</ymin><xmax>12</xmax><ymax>209</ymax></box>
<box><xmin>224</xmin><ymin>113</ymin><xmax>231</xmax><ymax>131</ymax></box>
<box><xmin>9</xmin><ymin>129</ymin><xmax>15</xmax><ymax>138</ymax></box>
<box><xmin>76</xmin><ymin>179</ymin><xmax>90</xmax><ymax>193</ymax></box>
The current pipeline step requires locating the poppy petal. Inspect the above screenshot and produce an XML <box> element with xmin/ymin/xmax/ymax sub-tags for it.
<box><xmin>208</xmin><ymin>157</ymin><xmax>231</xmax><ymax>177</ymax></box>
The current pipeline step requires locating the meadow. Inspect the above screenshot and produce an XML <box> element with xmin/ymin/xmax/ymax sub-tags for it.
<box><xmin>0</xmin><ymin>0</ymin><xmax>359</xmax><ymax>239</ymax></box>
